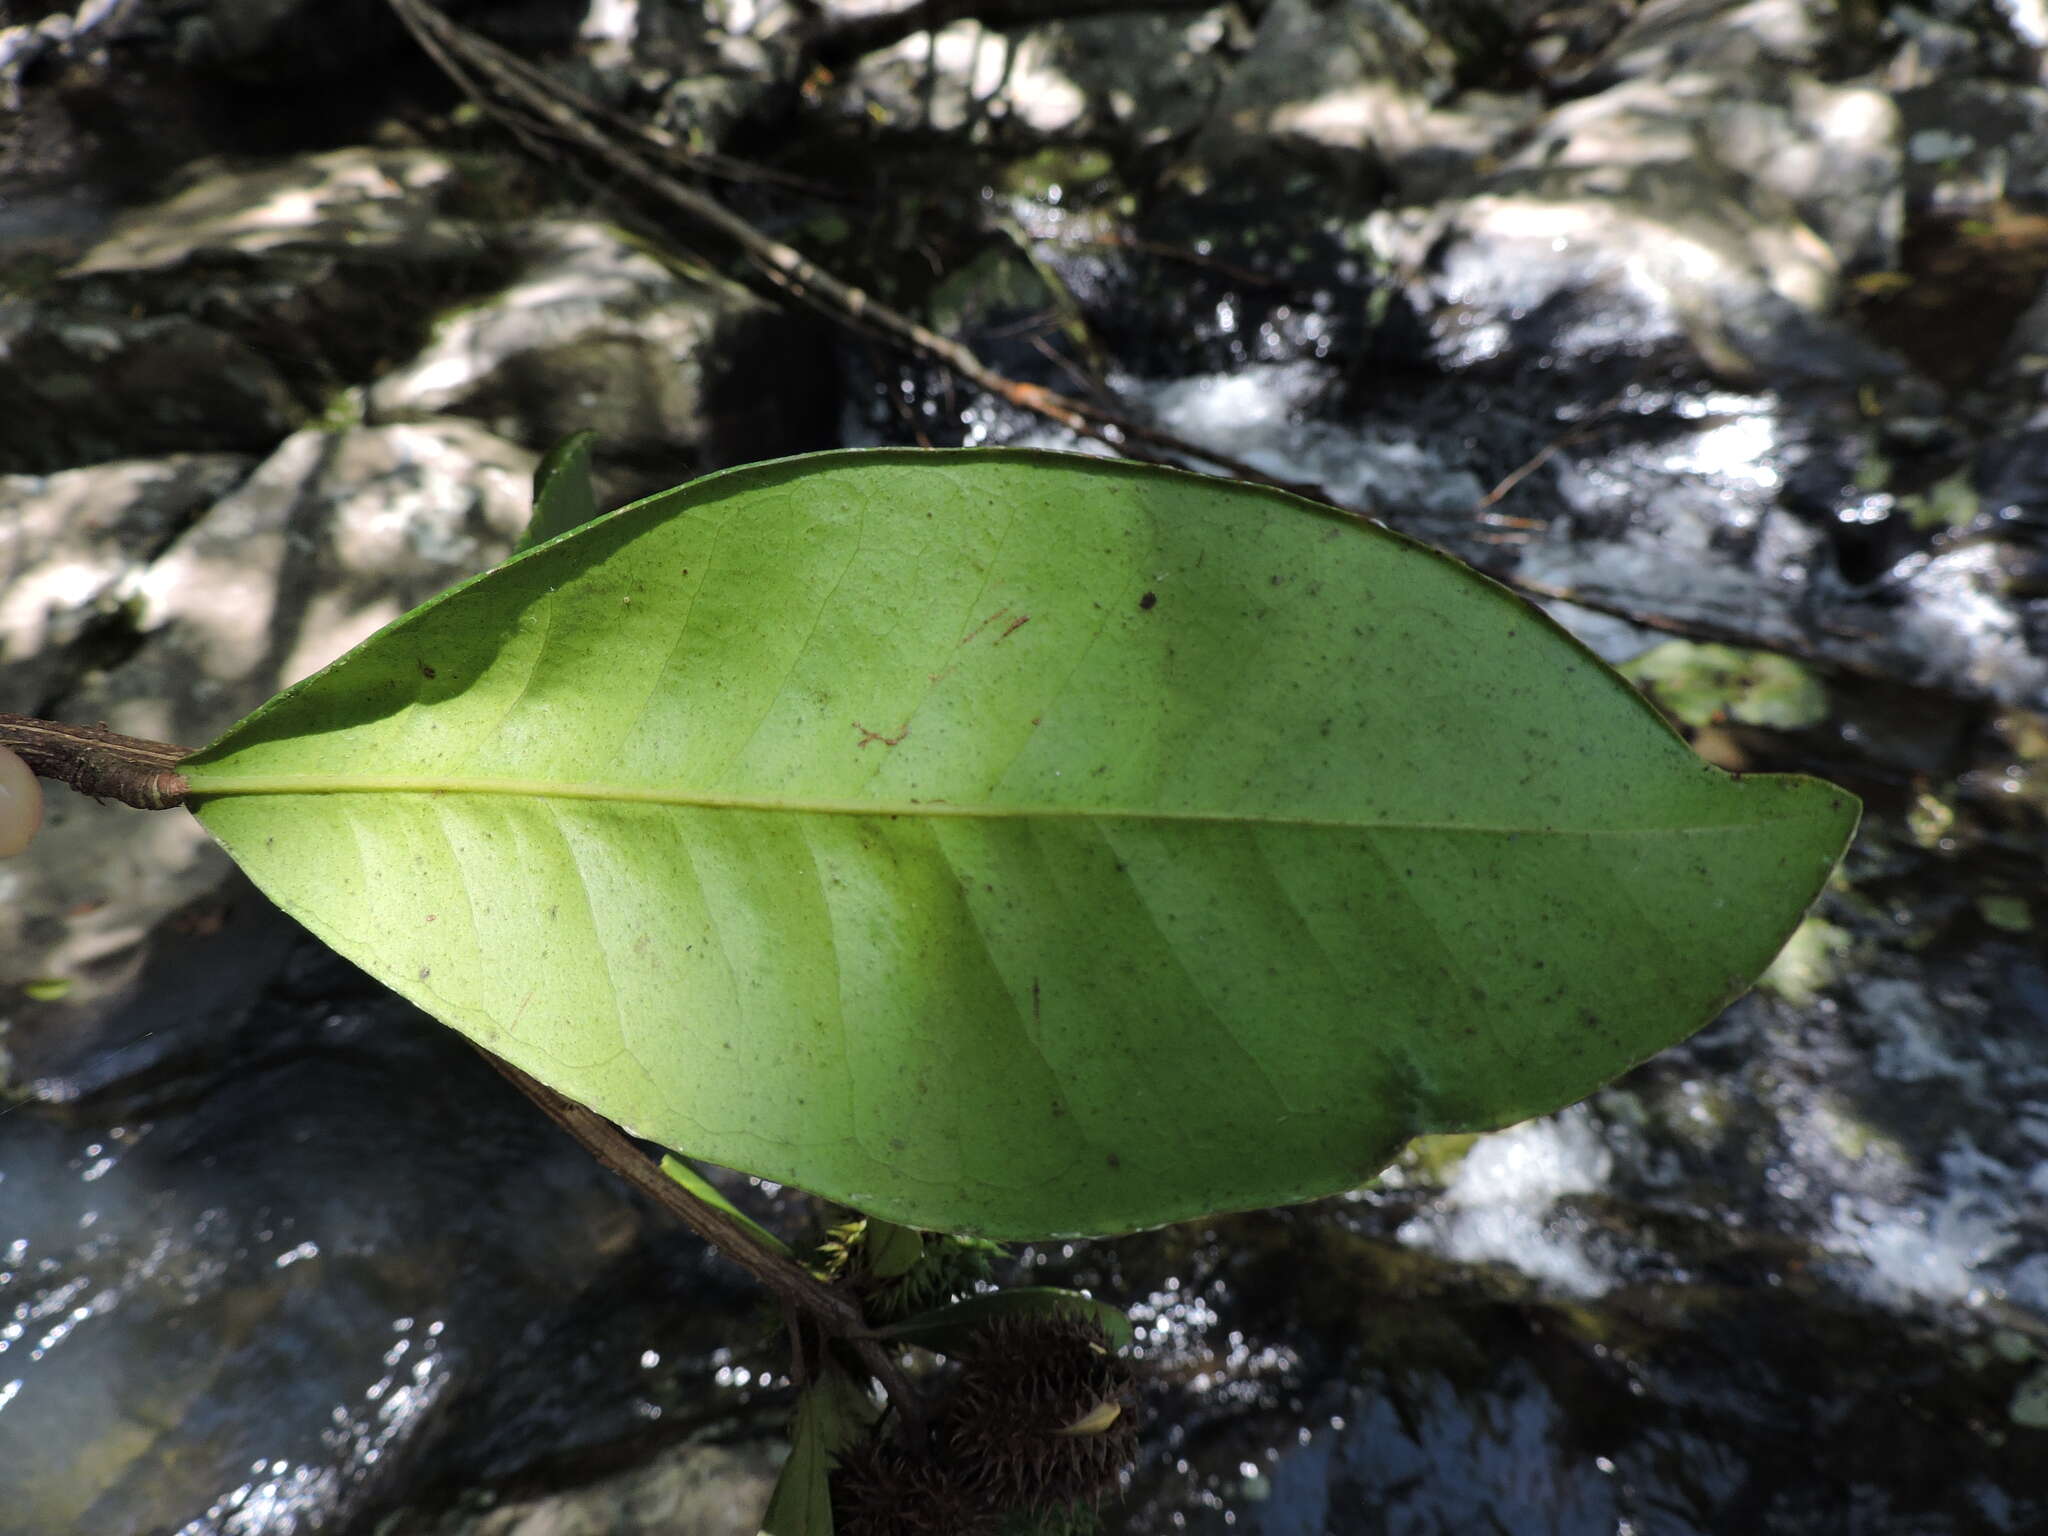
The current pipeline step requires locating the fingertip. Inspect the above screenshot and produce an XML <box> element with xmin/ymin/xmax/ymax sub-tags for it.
<box><xmin>0</xmin><ymin>746</ymin><xmax>44</xmax><ymax>857</ymax></box>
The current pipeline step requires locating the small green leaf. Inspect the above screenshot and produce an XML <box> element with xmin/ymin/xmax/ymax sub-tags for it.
<box><xmin>1978</xmin><ymin>893</ymin><xmax>2032</xmax><ymax>933</ymax></box>
<box><xmin>182</xmin><ymin>449</ymin><xmax>1859</xmax><ymax>1239</ymax></box>
<box><xmin>864</xmin><ymin>1219</ymin><xmax>924</xmax><ymax>1280</ymax></box>
<box><xmin>1622</xmin><ymin>641</ymin><xmax>1827</xmax><ymax>730</ymax></box>
<box><xmin>887</xmin><ymin>1287</ymin><xmax>1134</xmax><ymax>1352</ymax></box>
<box><xmin>21</xmin><ymin>977</ymin><xmax>71</xmax><ymax>1003</ymax></box>
<box><xmin>659</xmin><ymin>1154</ymin><xmax>791</xmax><ymax>1258</ymax></box>
<box><xmin>759</xmin><ymin>1367</ymin><xmax>873</xmax><ymax>1536</ymax></box>
<box><xmin>521</xmin><ymin>429</ymin><xmax>599</xmax><ymax>553</ymax></box>
<box><xmin>757</xmin><ymin>1425</ymin><xmax>830</xmax><ymax>1536</ymax></box>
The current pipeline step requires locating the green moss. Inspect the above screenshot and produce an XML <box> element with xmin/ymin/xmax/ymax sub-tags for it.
<box><xmin>313</xmin><ymin>386</ymin><xmax>366</xmax><ymax>432</ymax></box>
<box><xmin>1896</xmin><ymin>470</ymin><xmax>1978</xmax><ymax>533</ymax></box>
<box><xmin>1977</xmin><ymin>893</ymin><xmax>2033</xmax><ymax>933</ymax></box>
<box><xmin>1622</xmin><ymin>641</ymin><xmax>1828</xmax><ymax>730</ymax></box>
<box><xmin>1400</xmin><ymin>1131</ymin><xmax>1480</xmax><ymax>1183</ymax></box>
<box><xmin>1759</xmin><ymin>916</ymin><xmax>1852</xmax><ymax>1006</ymax></box>
<box><xmin>1808</xmin><ymin>1096</ymin><xmax>1909</xmax><ymax>1168</ymax></box>
<box><xmin>2010</xmin><ymin>1366</ymin><xmax>2048</xmax><ymax>1429</ymax></box>
<box><xmin>1991</xmin><ymin>1329</ymin><xmax>2039</xmax><ymax>1365</ymax></box>
<box><xmin>998</xmin><ymin>146</ymin><xmax>1116</xmax><ymax>201</ymax></box>
<box><xmin>1906</xmin><ymin>788</ymin><xmax>1956</xmax><ymax>848</ymax></box>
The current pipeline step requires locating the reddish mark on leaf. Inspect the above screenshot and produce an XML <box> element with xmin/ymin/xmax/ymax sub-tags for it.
<box><xmin>418</xmin><ymin>661</ymin><xmax>437</xmax><ymax>679</ymax></box>
<box><xmin>424</xmin><ymin>913</ymin><xmax>437</xmax><ymax>923</ymax></box>
<box><xmin>959</xmin><ymin>607</ymin><xmax>1009</xmax><ymax>645</ymax></box>
<box><xmin>998</xmin><ymin>614</ymin><xmax>1030</xmax><ymax>641</ymax></box>
<box><xmin>854</xmin><ymin>720</ymin><xmax>910</xmax><ymax>748</ymax></box>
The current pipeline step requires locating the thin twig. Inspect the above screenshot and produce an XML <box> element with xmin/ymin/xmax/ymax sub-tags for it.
<box><xmin>479</xmin><ymin>1050</ymin><xmax>927</xmax><ymax>1439</ymax></box>
<box><xmin>0</xmin><ymin>714</ymin><xmax>192</xmax><ymax>810</ymax></box>
<box><xmin>383</xmin><ymin>0</ymin><xmax>1335</xmax><ymax>504</ymax></box>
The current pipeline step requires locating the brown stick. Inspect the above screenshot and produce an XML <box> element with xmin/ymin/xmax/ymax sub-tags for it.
<box><xmin>0</xmin><ymin>714</ymin><xmax>192</xmax><ymax>810</ymax></box>
<box><xmin>478</xmin><ymin>1049</ymin><xmax>927</xmax><ymax>1437</ymax></box>
<box><xmin>383</xmin><ymin>0</ymin><xmax>1335</xmax><ymax>505</ymax></box>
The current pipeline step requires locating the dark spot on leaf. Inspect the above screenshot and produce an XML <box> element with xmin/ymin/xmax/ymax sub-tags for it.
<box><xmin>1139</xmin><ymin>591</ymin><xmax>1157</xmax><ymax>610</ymax></box>
<box><xmin>417</xmin><ymin>966</ymin><xmax>430</xmax><ymax>980</ymax></box>
<box><xmin>419</xmin><ymin>662</ymin><xmax>437</xmax><ymax>679</ymax></box>
<box><xmin>1106</xmin><ymin>1154</ymin><xmax>1121</xmax><ymax>1170</ymax></box>
<box><xmin>998</xmin><ymin>614</ymin><xmax>1031</xmax><ymax>641</ymax></box>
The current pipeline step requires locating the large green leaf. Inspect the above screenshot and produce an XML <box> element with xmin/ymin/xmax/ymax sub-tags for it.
<box><xmin>180</xmin><ymin>449</ymin><xmax>1858</xmax><ymax>1238</ymax></box>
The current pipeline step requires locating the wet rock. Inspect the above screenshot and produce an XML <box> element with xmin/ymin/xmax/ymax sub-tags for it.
<box><xmin>386</xmin><ymin>1441</ymin><xmax>780</xmax><ymax>1536</ymax></box>
<box><xmin>65</xmin><ymin>147</ymin><xmax>488</xmax><ymax>276</ymax></box>
<box><xmin>2</xmin><ymin>147</ymin><xmax>534</xmax><ymax>475</ymax></box>
<box><xmin>1355</xmin><ymin>24</ymin><xmax>1911</xmax><ymax>387</ymax></box>
<box><xmin>1884</xmin><ymin>0</ymin><xmax>2046</xmax><ymax>89</ymax></box>
<box><xmin>824</xmin><ymin>6</ymin><xmax>1235</xmax><ymax>144</ymax></box>
<box><xmin>0</xmin><ymin>0</ymin><xmax>562</xmax><ymax>207</ymax></box>
<box><xmin>0</xmin><ymin>453</ymin><xmax>251</xmax><ymax>709</ymax></box>
<box><xmin>1186</xmin><ymin>0</ymin><xmax>1531</xmax><ymax>188</ymax></box>
<box><xmin>1047</xmin><ymin>1198</ymin><xmax>2048</xmax><ymax>1533</ymax></box>
<box><xmin>1897</xmin><ymin>79</ymin><xmax>2048</xmax><ymax>213</ymax></box>
<box><xmin>1</xmin><ymin>0</ymin><xmax>572</xmax><ymax>87</ymax></box>
<box><xmin>1583</xmin><ymin>0</ymin><xmax>1886</xmax><ymax>80</ymax></box>
<box><xmin>1878</xmin><ymin>540</ymin><xmax>2048</xmax><ymax>704</ymax></box>
<box><xmin>0</xmin><ymin>937</ymin><xmax>774</xmax><ymax>1536</ymax></box>
<box><xmin>1360</xmin><ymin>163</ymin><xmax>1861</xmax><ymax>384</ymax></box>
<box><xmin>365</xmin><ymin>221</ymin><xmax>834</xmax><ymax>497</ymax></box>
<box><xmin>1527</xmin><ymin>74</ymin><xmax>1902</xmax><ymax>269</ymax></box>
<box><xmin>0</xmin><ymin>305</ymin><xmax>308</xmax><ymax>474</ymax></box>
<box><xmin>0</xmin><ymin>421</ymin><xmax>531</xmax><ymax>1050</ymax></box>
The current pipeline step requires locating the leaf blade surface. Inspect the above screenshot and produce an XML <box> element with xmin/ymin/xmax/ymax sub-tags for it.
<box><xmin>183</xmin><ymin>449</ymin><xmax>1858</xmax><ymax>1237</ymax></box>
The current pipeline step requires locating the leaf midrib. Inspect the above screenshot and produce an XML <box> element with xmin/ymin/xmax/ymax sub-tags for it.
<box><xmin>183</xmin><ymin>771</ymin><xmax>1818</xmax><ymax>836</ymax></box>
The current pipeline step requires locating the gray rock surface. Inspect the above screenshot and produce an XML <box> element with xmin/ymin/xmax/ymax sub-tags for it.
<box><xmin>0</xmin><ymin>452</ymin><xmax>251</xmax><ymax>706</ymax></box>
<box><xmin>365</xmin><ymin>221</ymin><xmax>808</xmax><ymax>487</ymax></box>
<box><xmin>385</xmin><ymin>1442</ymin><xmax>781</xmax><ymax>1536</ymax></box>
<box><xmin>2</xmin><ymin>421</ymin><xmax>531</xmax><ymax>1057</ymax></box>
